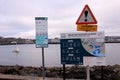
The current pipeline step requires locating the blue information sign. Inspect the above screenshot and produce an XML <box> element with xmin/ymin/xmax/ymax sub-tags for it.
<box><xmin>60</xmin><ymin>39</ymin><xmax>83</xmax><ymax>65</ymax></box>
<box><xmin>60</xmin><ymin>32</ymin><xmax>105</xmax><ymax>65</ymax></box>
<box><xmin>36</xmin><ymin>35</ymin><xmax>48</xmax><ymax>48</ymax></box>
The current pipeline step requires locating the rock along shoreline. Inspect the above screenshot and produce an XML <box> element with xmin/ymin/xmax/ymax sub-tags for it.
<box><xmin>0</xmin><ymin>65</ymin><xmax>120</xmax><ymax>80</ymax></box>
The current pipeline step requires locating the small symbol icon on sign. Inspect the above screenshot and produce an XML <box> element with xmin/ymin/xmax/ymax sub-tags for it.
<box><xmin>84</xmin><ymin>10</ymin><xmax>88</xmax><ymax>22</ymax></box>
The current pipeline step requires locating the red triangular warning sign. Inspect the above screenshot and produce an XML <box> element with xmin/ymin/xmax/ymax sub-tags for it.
<box><xmin>76</xmin><ymin>5</ymin><xmax>97</xmax><ymax>24</ymax></box>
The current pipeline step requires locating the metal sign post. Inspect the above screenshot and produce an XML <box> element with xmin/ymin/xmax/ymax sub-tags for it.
<box><xmin>101</xmin><ymin>66</ymin><xmax>104</xmax><ymax>80</ymax></box>
<box><xmin>86</xmin><ymin>65</ymin><xmax>90</xmax><ymax>80</ymax></box>
<box><xmin>42</xmin><ymin>47</ymin><xmax>45</xmax><ymax>80</ymax></box>
<box><xmin>63</xmin><ymin>64</ymin><xmax>66</xmax><ymax>80</ymax></box>
<box><xmin>35</xmin><ymin>17</ymin><xmax>48</xmax><ymax>80</ymax></box>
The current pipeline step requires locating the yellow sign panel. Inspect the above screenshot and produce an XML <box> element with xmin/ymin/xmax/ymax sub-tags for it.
<box><xmin>77</xmin><ymin>24</ymin><xmax>97</xmax><ymax>32</ymax></box>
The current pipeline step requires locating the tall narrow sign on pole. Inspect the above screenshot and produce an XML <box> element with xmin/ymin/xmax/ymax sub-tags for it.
<box><xmin>35</xmin><ymin>17</ymin><xmax>48</xmax><ymax>48</ymax></box>
<box><xmin>35</xmin><ymin>17</ymin><xmax>48</xmax><ymax>80</ymax></box>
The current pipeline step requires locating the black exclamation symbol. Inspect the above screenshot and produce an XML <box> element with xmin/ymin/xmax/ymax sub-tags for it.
<box><xmin>84</xmin><ymin>10</ymin><xmax>88</xmax><ymax>22</ymax></box>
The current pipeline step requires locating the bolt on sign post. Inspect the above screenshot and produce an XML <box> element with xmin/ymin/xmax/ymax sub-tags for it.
<box><xmin>35</xmin><ymin>17</ymin><xmax>48</xmax><ymax>80</ymax></box>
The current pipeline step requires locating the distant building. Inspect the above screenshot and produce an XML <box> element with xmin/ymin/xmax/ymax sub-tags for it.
<box><xmin>48</xmin><ymin>38</ymin><xmax>60</xmax><ymax>44</ymax></box>
<box><xmin>0</xmin><ymin>37</ymin><xmax>34</xmax><ymax>45</ymax></box>
<box><xmin>0</xmin><ymin>36</ymin><xmax>120</xmax><ymax>45</ymax></box>
<box><xmin>105</xmin><ymin>36</ymin><xmax>120</xmax><ymax>43</ymax></box>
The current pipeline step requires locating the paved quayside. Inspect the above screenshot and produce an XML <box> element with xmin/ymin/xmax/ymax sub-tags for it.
<box><xmin>0</xmin><ymin>74</ymin><xmax>85</xmax><ymax>80</ymax></box>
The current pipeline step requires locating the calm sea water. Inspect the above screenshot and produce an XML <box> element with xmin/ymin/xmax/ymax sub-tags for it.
<box><xmin>0</xmin><ymin>43</ymin><xmax>120</xmax><ymax>67</ymax></box>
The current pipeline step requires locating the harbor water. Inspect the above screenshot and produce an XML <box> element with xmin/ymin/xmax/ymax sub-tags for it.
<box><xmin>0</xmin><ymin>43</ymin><xmax>120</xmax><ymax>67</ymax></box>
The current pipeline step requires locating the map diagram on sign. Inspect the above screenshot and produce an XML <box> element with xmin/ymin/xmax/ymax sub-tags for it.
<box><xmin>81</xmin><ymin>38</ymin><xmax>105</xmax><ymax>57</ymax></box>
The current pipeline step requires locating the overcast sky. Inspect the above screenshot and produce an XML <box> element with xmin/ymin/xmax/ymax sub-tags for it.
<box><xmin>0</xmin><ymin>0</ymin><xmax>120</xmax><ymax>39</ymax></box>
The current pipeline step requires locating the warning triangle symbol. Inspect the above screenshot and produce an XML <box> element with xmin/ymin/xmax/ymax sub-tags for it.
<box><xmin>76</xmin><ymin>5</ymin><xmax>97</xmax><ymax>24</ymax></box>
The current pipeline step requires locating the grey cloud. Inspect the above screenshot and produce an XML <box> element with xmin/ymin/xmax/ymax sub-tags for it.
<box><xmin>0</xmin><ymin>0</ymin><xmax>120</xmax><ymax>38</ymax></box>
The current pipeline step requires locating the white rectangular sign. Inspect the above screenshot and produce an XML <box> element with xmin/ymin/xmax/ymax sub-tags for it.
<box><xmin>61</xmin><ymin>31</ymin><xmax>105</xmax><ymax>39</ymax></box>
<box><xmin>84</xmin><ymin>57</ymin><xmax>106</xmax><ymax>66</ymax></box>
<box><xmin>35</xmin><ymin>17</ymin><xmax>48</xmax><ymax>48</ymax></box>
